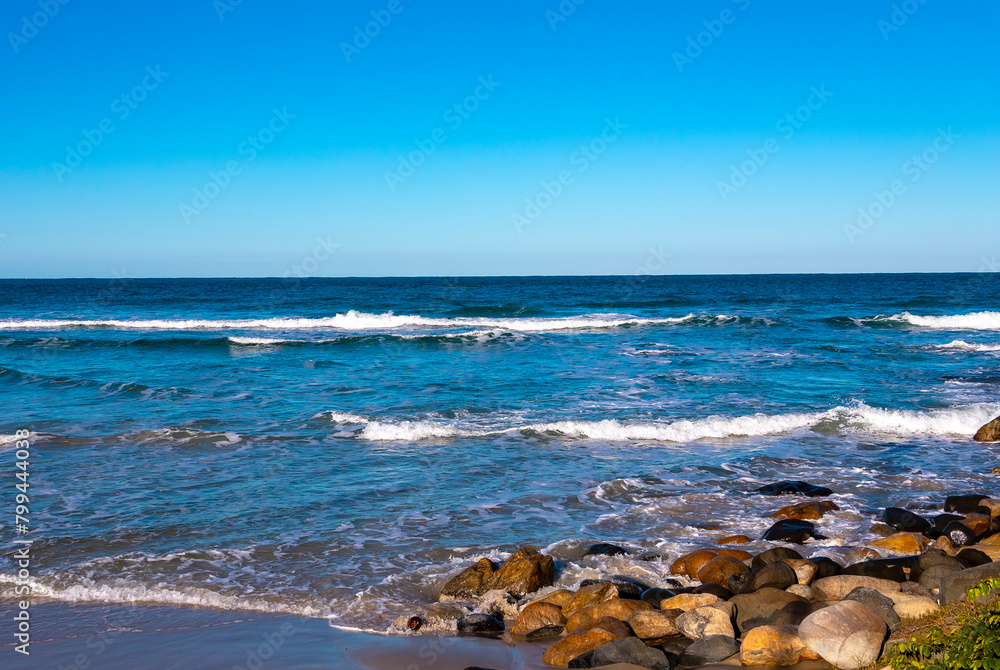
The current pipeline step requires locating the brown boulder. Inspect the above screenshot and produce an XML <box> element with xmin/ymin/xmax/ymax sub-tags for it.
<box><xmin>530</xmin><ymin>589</ymin><xmax>576</xmax><ymax>610</ymax></box>
<box><xmin>782</xmin><ymin>558</ymin><xmax>819</xmax><ymax>585</ymax></box>
<box><xmin>698</xmin><ymin>554</ymin><xmax>750</xmax><ymax>586</ymax></box>
<box><xmin>684</xmin><ymin>550</ymin><xmax>720</xmax><ymax>578</ymax></box>
<box><xmin>439</xmin><ymin>557</ymin><xmax>496</xmax><ymax>599</ymax></box>
<box><xmin>872</xmin><ymin>532</ymin><xmax>927</xmax><ymax>554</ymax></box>
<box><xmin>541</xmin><ymin>627</ymin><xmax>623</xmax><ymax>665</ymax></box>
<box><xmin>811</xmin><ymin>575</ymin><xmax>900</xmax><ymax>601</ymax></box>
<box><xmin>566</xmin><ymin>598</ymin><xmax>652</xmax><ymax>633</ymax></box>
<box><xmin>716</xmin><ymin>547</ymin><xmax>753</xmax><ymax>561</ymax></box>
<box><xmin>716</xmin><ymin>535</ymin><xmax>751</xmax><ymax>545</ymax></box>
<box><xmin>628</xmin><ymin>609</ymin><xmax>681</xmax><ymax>640</ymax></box>
<box><xmin>769</xmin><ymin>500</ymin><xmax>840</xmax><ymax>520</ymax></box>
<box><xmin>585</xmin><ymin>616</ymin><xmax>631</xmax><ymax>637</ymax></box>
<box><xmin>564</xmin><ymin>583</ymin><xmax>618</xmax><ymax>616</ymax></box>
<box><xmin>659</xmin><ymin>593</ymin><xmax>720</xmax><ymax>612</ymax></box>
<box><xmin>486</xmin><ymin>547</ymin><xmax>554</xmax><ymax>597</ymax></box>
<box><xmin>964</xmin><ymin>515</ymin><xmax>991</xmax><ymax>537</ymax></box>
<box><xmin>740</xmin><ymin>624</ymin><xmax>818</xmax><ymax>666</ymax></box>
<box><xmin>974</xmin><ymin>415</ymin><xmax>1000</xmax><ymax>441</ymax></box>
<box><xmin>511</xmin><ymin>601</ymin><xmax>566</xmax><ymax>636</ymax></box>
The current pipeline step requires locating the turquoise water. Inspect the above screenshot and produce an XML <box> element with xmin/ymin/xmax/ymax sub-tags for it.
<box><xmin>1</xmin><ymin>275</ymin><xmax>998</xmax><ymax>631</ymax></box>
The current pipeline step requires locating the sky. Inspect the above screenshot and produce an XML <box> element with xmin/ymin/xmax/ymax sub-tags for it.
<box><xmin>0</xmin><ymin>0</ymin><xmax>998</xmax><ymax>278</ymax></box>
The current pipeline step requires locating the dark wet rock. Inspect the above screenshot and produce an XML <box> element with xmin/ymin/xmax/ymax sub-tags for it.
<box><xmin>942</xmin><ymin>521</ymin><xmax>977</xmax><ymax>547</ymax></box>
<box><xmin>678</xmin><ymin>634</ymin><xmax>739</xmax><ymax>665</ymax></box>
<box><xmin>772</xmin><ymin>600</ymin><xmax>827</xmax><ymax>627</ymax></box>
<box><xmin>869</xmin><ymin>523</ymin><xmax>895</xmax><ymax>537</ymax></box>
<box><xmin>751</xmin><ymin>547</ymin><xmax>803</xmax><ymax>569</ymax></box>
<box><xmin>944</xmin><ymin>494</ymin><xmax>988</xmax><ymax>513</ymax></box>
<box><xmin>739</xmin><ymin>562</ymin><xmax>797</xmax><ymax>594</ymax></box>
<box><xmin>808</xmin><ymin>556</ymin><xmax>843</xmax><ymax>579</ymax></box>
<box><xmin>933</xmin><ymin>513</ymin><xmax>965</xmax><ymax>531</ymax></box>
<box><xmin>762</xmin><ymin>519</ymin><xmax>815</xmax><ymax>544</ymax></box>
<box><xmin>457</xmin><ymin>613</ymin><xmax>504</xmax><ymax>636</ymax></box>
<box><xmin>842</xmin><ymin>558</ymin><xmax>910</xmax><ymax>582</ymax></box>
<box><xmin>584</xmin><ymin>543</ymin><xmax>628</xmax><ymax>557</ymax></box>
<box><xmin>940</xmin><ymin>561</ymin><xmax>1000</xmax><ymax>604</ymax></box>
<box><xmin>525</xmin><ymin>625</ymin><xmax>564</xmax><ymax>641</ymax></box>
<box><xmin>756</xmin><ymin>481</ymin><xmax>834</xmax><ymax>497</ymax></box>
<box><xmin>568</xmin><ymin>636</ymin><xmax>672</xmax><ymax>670</ymax></box>
<box><xmin>900</xmin><ymin>581</ymin><xmax>934</xmax><ymax>598</ymax></box>
<box><xmin>637</xmin><ymin>551</ymin><xmax>671</xmax><ymax>562</ymax></box>
<box><xmin>911</xmin><ymin>550</ymin><xmax>963</xmax><ymax>580</ymax></box>
<box><xmin>957</xmin><ymin>547</ymin><xmax>993</xmax><ymax>568</ymax></box>
<box><xmin>406</xmin><ymin>616</ymin><xmax>423</xmax><ymax>630</ymax></box>
<box><xmin>727</xmin><ymin>572</ymin><xmax>748</xmax><ymax>594</ymax></box>
<box><xmin>918</xmin><ymin>564</ymin><xmax>962</xmax><ymax>592</ymax></box>
<box><xmin>844</xmin><ymin>587</ymin><xmax>901</xmax><ymax>633</ymax></box>
<box><xmin>883</xmin><ymin>507</ymin><xmax>931</xmax><ymax>533</ymax></box>
<box><xmin>975</xmin><ymin>415</ymin><xmax>1000</xmax><ymax>441</ymax></box>
<box><xmin>730</xmin><ymin>587</ymin><xmax>805</xmax><ymax>634</ymax></box>
<box><xmin>694</xmin><ymin>582</ymin><xmax>733</xmax><ymax>600</ymax></box>
<box><xmin>641</xmin><ymin>588</ymin><xmax>676</xmax><ymax>608</ymax></box>
<box><xmin>579</xmin><ymin>577</ymin><xmax>646</xmax><ymax>600</ymax></box>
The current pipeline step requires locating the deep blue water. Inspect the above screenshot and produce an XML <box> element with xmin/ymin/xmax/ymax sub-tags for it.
<box><xmin>1</xmin><ymin>275</ymin><xmax>998</xmax><ymax>631</ymax></box>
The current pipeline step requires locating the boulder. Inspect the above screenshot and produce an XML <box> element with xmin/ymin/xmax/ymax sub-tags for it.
<box><xmin>770</xmin><ymin>500</ymin><xmax>840</xmax><ymax>520</ymax></box>
<box><xmin>676</xmin><ymin>605</ymin><xmax>735</xmax><ymax>640</ymax></box>
<box><xmin>811</xmin><ymin>575</ymin><xmax>901</xmax><ymax>601</ymax></box>
<box><xmin>843</xmin><ymin>587</ymin><xmax>900</xmax><ymax>633</ymax></box>
<box><xmin>957</xmin><ymin>547</ymin><xmax>994</xmax><ymax>567</ymax></box>
<box><xmin>869</xmin><ymin>523</ymin><xmax>895</xmax><ymax>537</ymax></box>
<box><xmin>729</xmin><ymin>588</ymin><xmax>805</xmax><ymax>633</ymax></box>
<box><xmin>526</xmin><ymin>625</ymin><xmax>564</xmax><ymax>640</ymax></box>
<box><xmin>740</xmin><ymin>561</ymin><xmax>797</xmax><ymax>594</ymax></box>
<box><xmin>640</xmin><ymin>588</ymin><xmax>675</xmax><ymax>608</ymax></box>
<box><xmin>583</xmin><ymin>616</ymin><xmax>631</xmax><ymax>637</ymax></box>
<box><xmin>894</xmin><ymin>597</ymin><xmax>940</xmax><ymax>619</ymax></box>
<box><xmin>531</xmin><ymin>589</ymin><xmax>577</xmax><ymax>610</ymax></box>
<box><xmin>786</xmin><ymin>584</ymin><xmax>813</xmax><ymax>599</ymax></box>
<box><xmin>751</xmin><ymin>547</ymin><xmax>803</xmax><ymax>568</ymax></box>
<box><xmin>762</xmin><ymin>519</ymin><xmax>815</xmax><ymax>544</ymax></box>
<box><xmin>973</xmin><ymin>415</ymin><xmax>1000</xmax><ymax>441</ymax></box>
<box><xmin>440</xmin><ymin>558</ymin><xmax>497</xmax><ymax>599</ymax></box>
<box><xmin>942</xmin><ymin>521</ymin><xmax>977</xmax><ymax>547</ymax></box>
<box><xmin>841</xmin><ymin>557</ymin><xmax>910</xmax><ymax>582</ymax></box>
<box><xmin>565</xmin><ymin>583</ymin><xmax>619</xmax><ymax>616</ymax></box>
<box><xmin>658</xmin><ymin>593</ymin><xmax>719</xmax><ymax>612</ymax></box>
<box><xmin>939</xmin><ymin>561</ymin><xmax>1000</xmax><ymax>604</ymax></box>
<box><xmin>566</xmin><ymin>598</ymin><xmax>652</xmax><ymax>633</ymax></box>
<box><xmin>782</xmin><ymin>558</ymin><xmax>819</xmax><ymax>585</ymax></box>
<box><xmin>945</xmin><ymin>494</ymin><xmax>989</xmax><ymax>513</ymax></box>
<box><xmin>963</xmin><ymin>515</ymin><xmax>991</xmax><ymax>538</ymax></box>
<box><xmin>542</xmin><ymin>628</ymin><xmax>624</xmax><ymax>666</ymax></box>
<box><xmin>627</xmin><ymin>609</ymin><xmax>681</xmax><ymax>640</ymax></box>
<box><xmin>756</xmin><ymin>481</ymin><xmax>834</xmax><ymax>497</ymax></box>
<box><xmin>740</xmin><ymin>624</ymin><xmax>817</xmax><ymax>667</ymax></box>
<box><xmin>583</xmin><ymin>543</ymin><xmax>628</xmax><ymax>557</ymax></box>
<box><xmin>511</xmin><ymin>601</ymin><xmax>566</xmax><ymax>636</ymax></box>
<box><xmin>716</xmin><ymin>534</ymin><xmax>751</xmax><ymax>545</ymax></box>
<box><xmin>808</xmin><ymin>556</ymin><xmax>843</xmax><ymax>578</ymax></box>
<box><xmin>694</xmin><ymin>582</ymin><xmax>733</xmax><ymax>600</ymax></box>
<box><xmin>771</xmin><ymin>600</ymin><xmax>826</xmax><ymax>626</ymax></box>
<box><xmin>872</xmin><ymin>532</ymin><xmax>926</xmax><ymax>554</ymax></box>
<box><xmin>697</xmin><ymin>554</ymin><xmax>748</xmax><ymax>587</ymax></box>
<box><xmin>798</xmin><ymin>600</ymin><xmax>888</xmax><ymax>669</ymax></box>
<box><xmin>918</xmin><ymin>564</ymin><xmax>962</xmax><ymax>592</ymax></box>
<box><xmin>567</xmin><ymin>636</ymin><xmax>671</xmax><ymax>670</ymax></box>
<box><xmin>677</xmin><ymin>634</ymin><xmax>740</xmax><ymax>665</ymax></box>
<box><xmin>715</xmin><ymin>547</ymin><xmax>753</xmax><ymax>561</ymax></box>
<box><xmin>933</xmin><ymin>513</ymin><xmax>965</xmax><ymax>532</ymax></box>
<box><xmin>670</xmin><ymin>549</ymin><xmax>717</xmax><ymax>578</ymax></box>
<box><xmin>486</xmin><ymin>547</ymin><xmax>555</xmax><ymax>597</ymax></box>
<box><xmin>457</xmin><ymin>613</ymin><xmax>504</xmax><ymax>635</ymax></box>
<box><xmin>882</xmin><ymin>507</ymin><xmax>931</xmax><ymax>533</ymax></box>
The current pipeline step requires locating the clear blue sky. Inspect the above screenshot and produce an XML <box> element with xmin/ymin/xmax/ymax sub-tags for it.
<box><xmin>1</xmin><ymin>0</ymin><xmax>997</xmax><ymax>277</ymax></box>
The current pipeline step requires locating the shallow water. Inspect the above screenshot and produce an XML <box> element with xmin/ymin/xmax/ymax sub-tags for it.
<box><xmin>1</xmin><ymin>275</ymin><xmax>998</xmax><ymax>631</ymax></box>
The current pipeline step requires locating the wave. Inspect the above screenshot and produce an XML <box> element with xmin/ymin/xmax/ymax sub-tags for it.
<box><xmin>873</xmin><ymin>311</ymin><xmax>1000</xmax><ymax>331</ymax></box>
<box><xmin>321</xmin><ymin>401</ymin><xmax>998</xmax><ymax>443</ymax></box>
<box><xmin>927</xmin><ymin>340</ymin><xmax>1000</xmax><ymax>353</ymax></box>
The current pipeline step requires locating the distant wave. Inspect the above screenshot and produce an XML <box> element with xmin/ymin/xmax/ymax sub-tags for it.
<box><xmin>927</xmin><ymin>340</ymin><xmax>1000</xmax><ymax>353</ymax></box>
<box><xmin>874</xmin><ymin>311</ymin><xmax>1000</xmax><ymax>331</ymax></box>
<box><xmin>320</xmin><ymin>401</ymin><xmax>997</xmax><ymax>442</ymax></box>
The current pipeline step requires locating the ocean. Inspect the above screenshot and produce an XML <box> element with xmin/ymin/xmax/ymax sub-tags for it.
<box><xmin>1</xmin><ymin>274</ymin><xmax>999</xmax><ymax>635</ymax></box>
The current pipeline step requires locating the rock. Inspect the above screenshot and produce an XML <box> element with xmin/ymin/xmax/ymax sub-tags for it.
<box><xmin>963</xmin><ymin>515</ymin><xmax>991</xmax><ymax>537</ymax></box>
<box><xmin>511</xmin><ymin>601</ymin><xmax>566</xmax><ymax>636</ymax></box>
<box><xmin>933</xmin><ymin>513</ymin><xmax>965</xmax><ymax>532</ymax></box>
<box><xmin>716</xmin><ymin>535</ymin><xmax>751</xmax><ymax>545</ymax></box>
<box><xmin>942</xmin><ymin>521</ymin><xmax>977</xmax><ymax>547</ymax></box>
<box><xmin>762</xmin><ymin>519</ymin><xmax>815</xmax><ymax>544</ymax></box>
<box><xmin>869</xmin><ymin>523</ymin><xmax>895</xmax><ymax>537</ymax></box>
<box><xmin>440</xmin><ymin>558</ymin><xmax>497</xmax><ymax>599</ymax></box>
<box><xmin>640</xmin><ymin>588</ymin><xmax>675</xmax><ymax>608</ymax></box>
<box><xmin>542</xmin><ymin>628</ymin><xmax>624</xmax><ymax>666</ymax></box>
<box><xmin>697</xmin><ymin>554</ymin><xmax>748</xmax><ymax>587</ymax></box>
<box><xmin>786</xmin><ymin>584</ymin><xmax>813</xmax><ymax>599</ymax></box>
<box><xmin>843</xmin><ymin>587</ymin><xmax>900</xmax><ymax>633</ymax></box>
<box><xmin>945</xmin><ymin>494</ymin><xmax>988</xmax><ymax>513</ymax></box>
<box><xmin>756</xmin><ymin>481</ymin><xmax>834</xmax><ymax>497</ymax></box>
<box><xmin>526</xmin><ymin>625</ymin><xmax>564</xmax><ymax>640</ymax></box>
<box><xmin>882</xmin><ymin>507</ymin><xmax>931</xmax><ymax>533</ymax></box>
<box><xmin>872</xmin><ymin>532</ymin><xmax>926</xmax><ymax>554</ymax></box>
<box><xmin>659</xmin><ymin>593</ymin><xmax>719</xmax><ymax>612</ymax></box>
<box><xmin>694</xmin><ymin>582</ymin><xmax>733</xmax><ymax>600</ymax></box>
<box><xmin>729</xmin><ymin>588</ymin><xmax>805</xmax><ymax>633</ymax></box>
<box><xmin>770</xmin><ymin>500</ymin><xmax>840</xmax><ymax>520</ymax></box>
<box><xmin>811</xmin><ymin>575</ymin><xmax>901</xmax><ymax>601</ymax></box>
<box><xmin>740</xmin><ymin>624</ymin><xmax>816</xmax><ymax>667</ymax></box>
<box><xmin>740</xmin><ymin>562</ymin><xmax>797</xmax><ymax>594</ymax></box>
<box><xmin>751</xmin><ymin>547</ymin><xmax>803</xmax><ymax>568</ymax></box>
<box><xmin>566</xmin><ymin>598</ymin><xmax>652</xmax><ymax>633</ymax></box>
<box><xmin>931</xmin><ymin>535</ymin><xmax>954</xmax><ymax>553</ymax></box>
<box><xmin>783</xmin><ymin>558</ymin><xmax>819</xmax><ymax>585</ymax></box>
<box><xmin>486</xmin><ymin>547</ymin><xmax>555</xmax><ymax>598</ymax></box>
<box><xmin>678</xmin><ymin>634</ymin><xmax>740</xmax><ymax>665</ymax></box>
<box><xmin>567</xmin><ymin>636</ymin><xmax>672</xmax><ymax>670</ymax></box>
<box><xmin>585</xmin><ymin>616</ymin><xmax>631</xmax><ymax>637</ymax></box>
<box><xmin>565</xmin><ymin>583</ymin><xmax>619</xmax><ymax>616</ymax></box>
<box><xmin>981</xmin><ymin>499</ymin><xmax>1000</xmax><ymax>519</ymax></box>
<box><xmin>974</xmin><ymin>415</ymin><xmax>1000</xmax><ymax>441</ymax></box>
<box><xmin>531</xmin><ymin>589</ymin><xmax>576</xmax><ymax>610</ymax></box>
<box><xmin>900</xmin><ymin>581</ymin><xmax>934</xmax><ymax>598</ymax></box>
<box><xmin>918</xmin><ymin>564</ymin><xmax>962</xmax><ymax>592</ymax></box>
<box><xmin>914</xmin><ymin>548</ymin><xmax>964</xmax><ymax>575</ymax></box>
<box><xmin>457</xmin><ymin>613</ymin><xmax>504</xmax><ymax>635</ymax></box>
<box><xmin>771</xmin><ymin>600</ymin><xmax>826</xmax><ymax>626</ymax></box>
<box><xmin>583</xmin><ymin>543</ymin><xmax>628</xmax><ymax>557</ymax></box>
<box><xmin>798</xmin><ymin>600</ymin><xmax>888</xmax><ymax>669</ymax></box>
<box><xmin>842</xmin><ymin>558</ymin><xmax>910</xmax><ymax>582</ymax></box>
<box><xmin>894</xmin><ymin>597</ymin><xmax>940</xmax><ymax>619</ymax></box>
<box><xmin>716</xmin><ymin>547</ymin><xmax>753</xmax><ymax>561</ymax></box>
<box><xmin>957</xmin><ymin>547</ymin><xmax>993</xmax><ymax>567</ymax></box>
<box><xmin>939</xmin><ymin>561</ymin><xmax>1000</xmax><ymax>604</ymax></box>
<box><xmin>627</xmin><ymin>609</ymin><xmax>681</xmax><ymax>640</ymax></box>
<box><xmin>808</xmin><ymin>556</ymin><xmax>843</xmax><ymax>578</ymax></box>
<box><xmin>676</xmin><ymin>606</ymin><xmax>734</xmax><ymax>640</ymax></box>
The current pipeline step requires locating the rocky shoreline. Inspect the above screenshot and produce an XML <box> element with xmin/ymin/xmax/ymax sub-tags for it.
<box><xmin>383</xmin><ymin>416</ymin><xmax>1000</xmax><ymax>670</ymax></box>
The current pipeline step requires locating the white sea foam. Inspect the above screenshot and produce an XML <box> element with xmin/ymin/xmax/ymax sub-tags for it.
<box><xmin>227</xmin><ymin>336</ymin><xmax>290</xmax><ymax>345</ymax></box>
<box><xmin>880</xmin><ymin>311</ymin><xmax>1000</xmax><ymax>330</ymax></box>
<box><xmin>360</xmin><ymin>421</ymin><xmax>485</xmax><ymax>441</ymax></box>
<box><xmin>928</xmin><ymin>340</ymin><xmax>1000</xmax><ymax>352</ymax></box>
<box><xmin>527</xmin><ymin>413</ymin><xmax>822</xmax><ymax>441</ymax></box>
